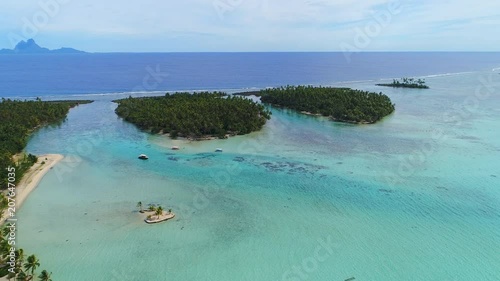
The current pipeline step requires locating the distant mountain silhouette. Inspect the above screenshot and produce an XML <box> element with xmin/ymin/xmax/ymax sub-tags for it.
<box><xmin>0</xmin><ymin>39</ymin><xmax>86</xmax><ymax>54</ymax></box>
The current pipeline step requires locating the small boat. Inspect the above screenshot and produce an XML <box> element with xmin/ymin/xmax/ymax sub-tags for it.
<box><xmin>215</xmin><ymin>148</ymin><xmax>223</xmax><ymax>152</ymax></box>
<box><xmin>171</xmin><ymin>146</ymin><xmax>180</xmax><ymax>150</ymax></box>
<box><xmin>138</xmin><ymin>154</ymin><xmax>149</xmax><ymax>160</ymax></box>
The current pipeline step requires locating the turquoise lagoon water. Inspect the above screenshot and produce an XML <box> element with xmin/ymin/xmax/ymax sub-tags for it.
<box><xmin>17</xmin><ymin>71</ymin><xmax>500</xmax><ymax>280</ymax></box>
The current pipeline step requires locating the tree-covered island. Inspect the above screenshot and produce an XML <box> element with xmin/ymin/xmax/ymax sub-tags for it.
<box><xmin>114</xmin><ymin>92</ymin><xmax>271</xmax><ymax>139</ymax></box>
<box><xmin>236</xmin><ymin>86</ymin><xmax>395</xmax><ymax>124</ymax></box>
<box><xmin>376</xmin><ymin>78</ymin><xmax>429</xmax><ymax>89</ymax></box>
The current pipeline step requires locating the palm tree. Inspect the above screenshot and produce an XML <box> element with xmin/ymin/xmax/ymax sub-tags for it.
<box><xmin>16</xmin><ymin>271</ymin><xmax>29</xmax><ymax>281</ymax></box>
<box><xmin>1</xmin><ymin>226</ymin><xmax>10</xmax><ymax>237</ymax></box>
<box><xmin>136</xmin><ymin>201</ymin><xmax>143</xmax><ymax>213</ymax></box>
<box><xmin>148</xmin><ymin>204</ymin><xmax>156</xmax><ymax>212</ymax></box>
<box><xmin>38</xmin><ymin>270</ymin><xmax>52</xmax><ymax>281</ymax></box>
<box><xmin>0</xmin><ymin>238</ymin><xmax>10</xmax><ymax>262</ymax></box>
<box><xmin>154</xmin><ymin>209</ymin><xmax>162</xmax><ymax>219</ymax></box>
<box><xmin>168</xmin><ymin>208</ymin><xmax>172</xmax><ymax>214</ymax></box>
<box><xmin>5</xmin><ymin>249</ymin><xmax>26</xmax><ymax>280</ymax></box>
<box><xmin>24</xmin><ymin>254</ymin><xmax>40</xmax><ymax>277</ymax></box>
<box><xmin>7</xmin><ymin>270</ymin><xmax>18</xmax><ymax>281</ymax></box>
<box><xmin>155</xmin><ymin>206</ymin><xmax>163</xmax><ymax>219</ymax></box>
<box><xmin>15</xmin><ymin>249</ymin><xmax>25</xmax><ymax>267</ymax></box>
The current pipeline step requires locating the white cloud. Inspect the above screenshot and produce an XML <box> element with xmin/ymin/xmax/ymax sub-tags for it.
<box><xmin>0</xmin><ymin>0</ymin><xmax>499</xmax><ymax>51</ymax></box>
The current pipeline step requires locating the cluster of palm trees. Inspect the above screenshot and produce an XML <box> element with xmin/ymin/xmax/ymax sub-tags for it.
<box><xmin>114</xmin><ymin>92</ymin><xmax>271</xmax><ymax>139</ymax></box>
<box><xmin>260</xmin><ymin>85</ymin><xmax>395</xmax><ymax>124</ymax></box>
<box><xmin>137</xmin><ymin>202</ymin><xmax>172</xmax><ymax>220</ymax></box>
<box><xmin>0</xmin><ymin>227</ymin><xmax>52</xmax><ymax>280</ymax></box>
<box><xmin>377</xmin><ymin>77</ymin><xmax>429</xmax><ymax>89</ymax></box>
<box><xmin>0</xmin><ymin>98</ymin><xmax>92</xmax><ymax>190</ymax></box>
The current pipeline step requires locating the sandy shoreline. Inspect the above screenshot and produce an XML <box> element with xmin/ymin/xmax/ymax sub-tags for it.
<box><xmin>1</xmin><ymin>154</ymin><xmax>64</xmax><ymax>225</ymax></box>
<box><xmin>140</xmin><ymin>210</ymin><xmax>176</xmax><ymax>224</ymax></box>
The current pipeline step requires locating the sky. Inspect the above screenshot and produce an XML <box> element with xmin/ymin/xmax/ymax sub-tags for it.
<box><xmin>0</xmin><ymin>0</ymin><xmax>499</xmax><ymax>52</ymax></box>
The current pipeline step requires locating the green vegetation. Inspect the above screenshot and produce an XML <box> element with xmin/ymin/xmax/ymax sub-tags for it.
<box><xmin>0</xmin><ymin>99</ymin><xmax>92</xmax><ymax>191</ymax></box>
<box><xmin>0</xmin><ymin>227</ymin><xmax>51</xmax><ymax>280</ymax></box>
<box><xmin>155</xmin><ymin>206</ymin><xmax>164</xmax><ymax>219</ymax></box>
<box><xmin>0</xmin><ymin>99</ymin><xmax>91</xmax><ymax>280</ymax></box>
<box><xmin>137</xmin><ymin>201</ymin><xmax>143</xmax><ymax>213</ymax></box>
<box><xmin>140</xmin><ymin>203</ymin><xmax>172</xmax><ymax>221</ymax></box>
<box><xmin>254</xmin><ymin>86</ymin><xmax>395</xmax><ymax>124</ymax></box>
<box><xmin>114</xmin><ymin>92</ymin><xmax>271</xmax><ymax>139</ymax></box>
<box><xmin>376</xmin><ymin>77</ymin><xmax>429</xmax><ymax>89</ymax></box>
<box><xmin>38</xmin><ymin>270</ymin><xmax>53</xmax><ymax>281</ymax></box>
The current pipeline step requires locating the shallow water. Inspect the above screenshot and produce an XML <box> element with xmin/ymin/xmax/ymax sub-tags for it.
<box><xmin>18</xmin><ymin>71</ymin><xmax>500</xmax><ymax>280</ymax></box>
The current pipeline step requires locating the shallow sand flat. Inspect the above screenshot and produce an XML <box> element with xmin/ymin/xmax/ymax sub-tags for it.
<box><xmin>1</xmin><ymin>154</ymin><xmax>64</xmax><ymax>225</ymax></box>
<box><xmin>141</xmin><ymin>210</ymin><xmax>176</xmax><ymax>223</ymax></box>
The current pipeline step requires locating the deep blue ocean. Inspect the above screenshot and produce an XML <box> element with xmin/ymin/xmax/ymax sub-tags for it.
<box><xmin>1</xmin><ymin>52</ymin><xmax>500</xmax><ymax>97</ymax></box>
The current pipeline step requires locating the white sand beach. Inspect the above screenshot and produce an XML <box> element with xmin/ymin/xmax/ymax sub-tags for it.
<box><xmin>1</xmin><ymin>154</ymin><xmax>64</xmax><ymax>225</ymax></box>
<box><xmin>141</xmin><ymin>210</ymin><xmax>176</xmax><ymax>224</ymax></box>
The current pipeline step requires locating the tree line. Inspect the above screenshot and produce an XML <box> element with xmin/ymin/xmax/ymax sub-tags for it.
<box><xmin>0</xmin><ymin>99</ymin><xmax>92</xmax><ymax>190</ymax></box>
<box><xmin>258</xmin><ymin>86</ymin><xmax>395</xmax><ymax>123</ymax></box>
<box><xmin>376</xmin><ymin>77</ymin><xmax>429</xmax><ymax>89</ymax></box>
<box><xmin>114</xmin><ymin>92</ymin><xmax>271</xmax><ymax>139</ymax></box>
